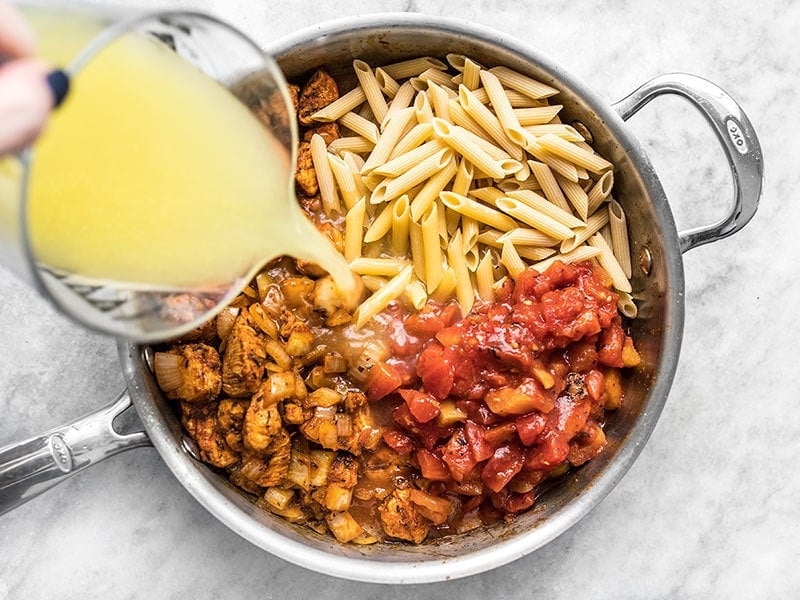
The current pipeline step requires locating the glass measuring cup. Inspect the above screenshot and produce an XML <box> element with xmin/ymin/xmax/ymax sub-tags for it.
<box><xmin>0</xmin><ymin>2</ymin><xmax>353</xmax><ymax>342</ymax></box>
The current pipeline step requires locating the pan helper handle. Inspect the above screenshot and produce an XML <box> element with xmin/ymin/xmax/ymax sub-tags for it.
<box><xmin>0</xmin><ymin>390</ymin><xmax>150</xmax><ymax>516</ymax></box>
<box><xmin>612</xmin><ymin>72</ymin><xmax>763</xmax><ymax>253</ymax></box>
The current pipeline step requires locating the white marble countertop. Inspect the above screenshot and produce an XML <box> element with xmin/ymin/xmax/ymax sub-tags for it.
<box><xmin>1</xmin><ymin>0</ymin><xmax>798</xmax><ymax>598</ymax></box>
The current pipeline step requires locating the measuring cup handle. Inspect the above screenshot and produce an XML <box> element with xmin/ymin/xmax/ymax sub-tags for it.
<box><xmin>612</xmin><ymin>72</ymin><xmax>764</xmax><ymax>253</ymax></box>
<box><xmin>0</xmin><ymin>390</ymin><xmax>150</xmax><ymax>516</ymax></box>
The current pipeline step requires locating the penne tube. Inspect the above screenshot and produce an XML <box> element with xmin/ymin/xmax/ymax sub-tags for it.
<box><xmin>458</xmin><ymin>85</ymin><xmax>525</xmax><ymax>159</ymax></box>
<box><xmin>608</xmin><ymin>199</ymin><xmax>632</xmax><ymax>278</ymax></box>
<box><xmin>447</xmin><ymin>231</ymin><xmax>475</xmax><ymax>315</ymax></box>
<box><xmin>451</xmin><ymin>158</ymin><xmax>475</xmax><ymax>196</ymax></box>
<box><xmin>430</xmin><ymin>267</ymin><xmax>458</xmax><ymax>304</ymax></box>
<box><xmin>431</xmin><ymin>118</ymin><xmax>505</xmax><ymax>179</ymax></box>
<box><xmin>462</xmin><ymin>57</ymin><xmax>482</xmax><ymax>91</ymax></box>
<box><xmin>409</xmin><ymin>158</ymin><xmax>459</xmax><ymax>222</ymax></box>
<box><xmin>310</xmin><ymin>133</ymin><xmax>342</xmax><ymax>215</ymax></box>
<box><xmin>361</xmin><ymin>275</ymin><xmax>387</xmax><ymax>293</ymax></box>
<box><xmin>375</xmin><ymin>67</ymin><xmax>400</xmax><ymax>98</ymax></box>
<box><xmin>494</xmin><ymin>196</ymin><xmax>574</xmax><ymax>240</ymax></box>
<box><xmin>414</xmin><ymin>90</ymin><xmax>434</xmax><ymax>123</ymax></box>
<box><xmin>479</xmin><ymin>70</ymin><xmax>527</xmax><ymax>146</ymax></box>
<box><xmin>421</xmin><ymin>203</ymin><xmax>445</xmax><ymax>292</ymax></box>
<box><xmin>381</xmin><ymin>81</ymin><xmax>416</xmax><ymax>130</ymax></box>
<box><xmin>475</xmin><ymin>249</ymin><xmax>495</xmax><ymax>302</ymax></box>
<box><xmin>363</xmin><ymin>199</ymin><xmax>396</xmax><ymax>243</ymax></box>
<box><xmin>497</xmin><ymin>177</ymin><xmax>542</xmax><ymax>193</ymax></box>
<box><xmin>469</xmin><ymin>87</ymin><xmax>546</xmax><ymax>107</ymax></box>
<box><xmin>409</xmin><ymin>220</ymin><xmax>425</xmax><ymax>281</ymax></box>
<box><xmin>392</xmin><ymin>195</ymin><xmax>411</xmax><ymax>257</ymax></box>
<box><xmin>487</xmin><ymin>66</ymin><xmax>559</xmax><ymax>99</ymax></box>
<box><xmin>523</xmin><ymin>134</ymin><xmax>580</xmax><ymax>182</ymax></box>
<box><xmin>448</xmin><ymin>99</ymin><xmax>496</xmax><ymax>145</ymax></box>
<box><xmin>338</xmin><ymin>112</ymin><xmax>380</xmax><ymax>144</ymax></box>
<box><xmin>523</xmin><ymin>123</ymin><xmax>585</xmax><ymax>142</ymax></box>
<box><xmin>506</xmin><ymin>189</ymin><xmax>585</xmax><ymax>229</ymax></box>
<box><xmin>517</xmin><ymin>246</ymin><xmax>556</xmax><ymax>262</ymax></box>
<box><xmin>354</xmin><ymin>265</ymin><xmax>414</xmax><ymax>328</ymax></box>
<box><xmin>560</xmin><ymin>209</ymin><xmax>609</xmax><ymax>253</ymax></box>
<box><xmin>404</xmin><ymin>279</ymin><xmax>429</xmax><ymax>310</ymax></box>
<box><xmin>555</xmin><ymin>172</ymin><xmax>590</xmax><ymax>220</ymax></box>
<box><xmin>427</xmin><ymin>81</ymin><xmax>452</xmax><ymax>120</ymax></box>
<box><xmin>537</xmin><ymin>133</ymin><xmax>614</xmax><ymax>174</ymax></box>
<box><xmin>617</xmin><ymin>291</ymin><xmax>638</xmax><ymax>319</ymax></box>
<box><xmin>311</xmin><ymin>86</ymin><xmax>367</xmax><ymax>122</ymax></box>
<box><xmin>328</xmin><ymin>153</ymin><xmax>361</xmax><ymax>210</ymax></box>
<box><xmin>349</xmin><ymin>256</ymin><xmax>410</xmax><ymax>277</ymax></box>
<box><xmin>513</xmin><ymin>105</ymin><xmax>563</xmax><ymax>126</ymax></box>
<box><xmin>501</xmin><ymin>241</ymin><xmax>526</xmax><ymax>280</ymax></box>
<box><xmin>372</xmin><ymin>139</ymin><xmax>447</xmax><ymax>178</ymax></box>
<box><xmin>465</xmin><ymin>245</ymin><xmax>481</xmax><ymax>272</ymax></box>
<box><xmin>441</xmin><ymin>191</ymin><xmax>518</xmax><ymax>231</ymax></box>
<box><xmin>353</xmin><ymin>59</ymin><xmax>389</xmax><ymax>124</ymax></box>
<box><xmin>414</xmin><ymin>68</ymin><xmax>458</xmax><ymax>90</ymax></box>
<box><xmin>327</xmin><ymin>136</ymin><xmax>375</xmax><ymax>155</ymax></box>
<box><xmin>461</xmin><ymin>216</ymin><xmax>480</xmax><ymax>251</ymax></box>
<box><xmin>529</xmin><ymin>160</ymin><xmax>571</xmax><ymax>212</ymax></box>
<box><xmin>587</xmin><ymin>171</ymin><xmax>615</xmax><ymax>215</ymax></box>
<box><xmin>388</xmin><ymin>122</ymin><xmax>434</xmax><ymax>160</ymax></box>
<box><xmin>343</xmin><ymin>198</ymin><xmax>366</xmax><ymax>262</ymax></box>
<box><xmin>588</xmin><ymin>233</ymin><xmax>632</xmax><ymax>293</ymax></box>
<box><xmin>498</xmin><ymin>227</ymin><xmax>560</xmax><ymax>247</ymax></box>
<box><xmin>381</xmin><ymin>56</ymin><xmax>448</xmax><ymax>80</ymax></box>
<box><xmin>361</xmin><ymin>107</ymin><xmax>416</xmax><ymax>173</ymax></box>
<box><xmin>371</xmin><ymin>148</ymin><xmax>453</xmax><ymax>204</ymax></box>
<box><xmin>468</xmin><ymin>186</ymin><xmax>505</xmax><ymax>206</ymax></box>
<box><xmin>477</xmin><ymin>229</ymin><xmax>504</xmax><ymax>248</ymax></box>
<box><xmin>341</xmin><ymin>151</ymin><xmax>370</xmax><ymax>198</ymax></box>
<box><xmin>532</xmin><ymin>245</ymin><xmax>602</xmax><ymax>273</ymax></box>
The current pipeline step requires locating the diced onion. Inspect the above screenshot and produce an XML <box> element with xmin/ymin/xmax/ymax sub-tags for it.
<box><xmin>153</xmin><ymin>352</ymin><xmax>184</xmax><ymax>392</ymax></box>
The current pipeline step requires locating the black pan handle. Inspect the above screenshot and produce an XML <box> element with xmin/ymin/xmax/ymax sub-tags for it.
<box><xmin>612</xmin><ymin>73</ymin><xmax>763</xmax><ymax>253</ymax></box>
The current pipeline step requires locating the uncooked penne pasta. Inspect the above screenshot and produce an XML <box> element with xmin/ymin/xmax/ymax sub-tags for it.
<box><xmin>494</xmin><ymin>196</ymin><xmax>574</xmax><ymax>240</ymax></box>
<box><xmin>587</xmin><ymin>171</ymin><xmax>614</xmax><ymax>215</ymax></box>
<box><xmin>537</xmin><ymin>133</ymin><xmax>613</xmax><ymax>174</ymax></box>
<box><xmin>371</xmin><ymin>148</ymin><xmax>453</xmax><ymax>204</ymax></box>
<box><xmin>588</xmin><ymin>233</ymin><xmax>631</xmax><ymax>293</ymax></box>
<box><xmin>458</xmin><ymin>85</ymin><xmax>524</xmax><ymax>159</ymax></box>
<box><xmin>343</xmin><ymin>198</ymin><xmax>366</xmax><ymax>262</ymax></box>
<box><xmin>427</xmin><ymin>81</ymin><xmax>451</xmax><ymax>120</ymax></box>
<box><xmin>529</xmin><ymin>160</ymin><xmax>571</xmax><ymax>212</ymax></box>
<box><xmin>409</xmin><ymin>220</ymin><xmax>425</xmax><ymax>281</ymax></box>
<box><xmin>468</xmin><ymin>186</ymin><xmax>504</xmax><ymax>206</ymax></box>
<box><xmin>440</xmin><ymin>191</ymin><xmax>517</xmax><ymax>231</ymax></box>
<box><xmin>414</xmin><ymin>68</ymin><xmax>457</xmax><ymax>91</ymax></box>
<box><xmin>462</xmin><ymin>57</ymin><xmax>482</xmax><ymax>91</ymax></box>
<box><xmin>388</xmin><ymin>122</ymin><xmax>433</xmax><ymax>160</ymax></box>
<box><xmin>413</xmin><ymin>90</ymin><xmax>434</xmax><ymax>123</ymax></box>
<box><xmin>353</xmin><ymin>60</ymin><xmax>389</xmax><ymax>124</ymax></box>
<box><xmin>497</xmin><ymin>177</ymin><xmax>542</xmax><ymax>193</ymax></box>
<box><xmin>501</xmin><ymin>241</ymin><xmax>526</xmax><ymax>280</ymax></box>
<box><xmin>391</xmin><ymin>195</ymin><xmax>410</xmax><ymax>257</ymax></box>
<box><xmin>479</xmin><ymin>70</ymin><xmax>526</xmax><ymax>145</ymax></box>
<box><xmin>409</xmin><ymin>158</ymin><xmax>459</xmax><ymax>222</ymax></box>
<box><xmin>617</xmin><ymin>291</ymin><xmax>638</xmax><ymax>319</ymax></box>
<box><xmin>451</xmin><ymin>158</ymin><xmax>474</xmax><ymax>196</ymax></box>
<box><xmin>327</xmin><ymin>153</ymin><xmax>361</xmax><ymax>210</ymax></box>
<box><xmin>523</xmin><ymin>135</ymin><xmax>580</xmax><ymax>182</ymax></box>
<box><xmin>349</xmin><ymin>256</ymin><xmax>409</xmax><ymax>277</ymax></box>
<box><xmin>523</xmin><ymin>123</ymin><xmax>585</xmax><ymax>142</ymax></box>
<box><xmin>431</xmin><ymin>118</ymin><xmax>505</xmax><ymax>179</ymax></box>
<box><xmin>475</xmin><ymin>249</ymin><xmax>495</xmax><ymax>302</ymax></box>
<box><xmin>429</xmin><ymin>266</ymin><xmax>457</xmax><ymax>303</ymax></box>
<box><xmin>363</xmin><ymin>199</ymin><xmax>396</xmax><ymax>243</ymax></box>
<box><xmin>361</xmin><ymin>107</ymin><xmax>416</xmax><ymax>173</ymax></box>
<box><xmin>488</xmin><ymin>66</ymin><xmax>559</xmax><ymax>99</ymax></box>
<box><xmin>447</xmin><ymin>231</ymin><xmax>474</xmax><ymax>315</ymax></box>
<box><xmin>381</xmin><ymin>56</ymin><xmax>447</xmax><ymax>80</ymax></box>
<box><xmin>353</xmin><ymin>265</ymin><xmax>413</xmax><ymax>328</ymax></box>
<box><xmin>404</xmin><ymin>279</ymin><xmax>428</xmax><ymax>310</ymax></box>
<box><xmin>341</xmin><ymin>151</ymin><xmax>369</xmax><ymax>198</ymax></box>
<box><xmin>608</xmin><ymin>198</ymin><xmax>632</xmax><ymax>278</ymax></box>
<box><xmin>498</xmin><ymin>227</ymin><xmax>560</xmax><ymax>247</ymax></box>
<box><xmin>327</xmin><ymin>136</ymin><xmax>375</xmax><ymax>155</ymax></box>
<box><xmin>311</xmin><ymin>86</ymin><xmax>367</xmax><ymax>122</ymax></box>
<box><xmin>555</xmin><ymin>172</ymin><xmax>590</xmax><ymax>220</ymax></box>
<box><xmin>421</xmin><ymin>203</ymin><xmax>445</xmax><ymax>292</ymax></box>
<box><xmin>513</xmin><ymin>105</ymin><xmax>563</xmax><ymax>126</ymax></box>
<box><xmin>371</xmin><ymin>139</ymin><xmax>447</xmax><ymax>178</ymax></box>
<box><xmin>381</xmin><ymin>81</ymin><xmax>416</xmax><ymax>130</ymax></box>
<box><xmin>517</xmin><ymin>246</ymin><xmax>556</xmax><ymax>262</ymax></box>
<box><xmin>560</xmin><ymin>209</ymin><xmax>609</xmax><ymax>253</ymax></box>
<box><xmin>338</xmin><ymin>112</ymin><xmax>380</xmax><ymax>144</ymax></box>
<box><xmin>310</xmin><ymin>133</ymin><xmax>342</xmax><ymax>215</ymax></box>
<box><xmin>532</xmin><ymin>245</ymin><xmax>602</xmax><ymax>273</ymax></box>
<box><xmin>506</xmin><ymin>189</ymin><xmax>585</xmax><ymax>229</ymax></box>
<box><xmin>448</xmin><ymin>99</ymin><xmax>496</xmax><ymax>145</ymax></box>
<box><xmin>375</xmin><ymin>67</ymin><xmax>400</xmax><ymax>98</ymax></box>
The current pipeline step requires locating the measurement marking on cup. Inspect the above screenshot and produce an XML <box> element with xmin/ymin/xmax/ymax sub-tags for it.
<box><xmin>726</xmin><ymin>118</ymin><xmax>748</xmax><ymax>155</ymax></box>
<box><xmin>48</xmin><ymin>434</ymin><xmax>74</xmax><ymax>473</ymax></box>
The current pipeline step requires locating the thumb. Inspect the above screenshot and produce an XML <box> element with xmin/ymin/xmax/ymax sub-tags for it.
<box><xmin>0</xmin><ymin>59</ymin><xmax>57</xmax><ymax>154</ymax></box>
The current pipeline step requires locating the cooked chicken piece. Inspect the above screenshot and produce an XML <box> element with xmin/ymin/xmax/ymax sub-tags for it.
<box><xmin>236</xmin><ymin>430</ymin><xmax>291</xmax><ymax>488</ymax></box>
<box><xmin>297</xmin><ymin>69</ymin><xmax>339</xmax><ymax>126</ymax></box>
<box><xmin>378</xmin><ymin>488</ymin><xmax>430</xmax><ymax>544</ymax></box>
<box><xmin>222</xmin><ymin>312</ymin><xmax>267</xmax><ymax>397</ymax></box>
<box><xmin>298</xmin><ymin>391</ymin><xmax>382</xmax><ymax>455</ymax></box>
<box><xmin>302</xmin><ymin>122</ymin><xmax>340</xmax><ymax>145</ymax></box>
<box><xmin>295</xmin><ymin>141</ymin><xmax>318</xmax><ymax>197</ymax></box>
<box><xmin>244</xmin><ymin>391</ymin><xmax>285</xmax><ymax>456</ymax></box>
<box><xmin>329</xmin><ymin>454</ymin><xmax>359</xmax><ymax>489</ymax></box>
<box><xmin>181</xmin><ymin>402</ymin><xmax>238</xmax><ymax>468</ymax></box>
<box><xmin>157</xmin><ymin>343</ymin><xmax>222</xmax><ymax>403</ymax></box>
<box><xmin>217</xmin><ymin>397</ymin><xmax>250</xmax><ymax>452</ymax></box>
<box><xmin>280</xmin><ymin>276</ymin><xmax>316</xmax><ymax>311</ymax></box>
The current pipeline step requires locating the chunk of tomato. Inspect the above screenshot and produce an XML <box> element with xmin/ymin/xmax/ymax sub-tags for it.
<box><xmin>416</xmin><ymin>343</ymin><xmax>455</xmax><ymax>400</ymax></box>
<box><xmin>398</xmin><ymin>388</ymin><xmax>441</xmax><ymax>423</ymax></box>
<box><xmin>464</xmin><ymin>421</ymin><xmax>494</xmax><ymax>463</ymax></box>
<box><xmin>481</xmin><ymin>444</ymin><xmax>525</xmax><ymax>493</ymax></box>
<box><xmin>441</xmin><ymin>429</ymin><xmax>477</xmax><ymax>483</ymax></box>
<box><xmin>365</xmin><ymin>361</ymin><xmax>402</xmax><ymax>401</ymax></box>
<box><xmin>416</xmin><ymin>449</ymin><xmax>451</xmax><ymax>481</ymax></box>
<box><xmin>382</xmin><ymin>428</ymin><xmax>416</xmax><ymax>454</ymax></box>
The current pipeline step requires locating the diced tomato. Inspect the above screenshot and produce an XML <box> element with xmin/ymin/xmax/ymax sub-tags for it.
<box><xmin>435</xmin><ymin>325</ymin><xmax>461</xmax><ymax>347</ymax></box>
<box><xmin>382</xmin><ymin>428</ymin><xmax>416</xmax><ymax>454</ymax></box>
<box><xmin>404</xmin><ymin>307</ymin><xmax>446</xmax><ymax>340</ymax></box>
<box><xmin>597</xmin><ymin>322</ymin><xmax>625</xmax><ymax>367</ymax></box>
<box><xmin>457</xmin><ymin>399</ymin><xmax>499</xmax><ymax>426</ymax></box>
<box><xmin>399</xmin><ymin>388</ymin><xmax>441</xmax><ymax>423</ymax></box>
<box><xmin>365</xmin><ymin>362</ymin><xmax>402</xmax><ymax>401</ymax></box>
<box><xmin>504</xmin><ymin>490</ymin><xmax>535</xmax><ymax>513</ymax></box>
<box><xmin>416</xmin><ymin>449</ymin><xmax>451</xmax><ymax>481</ymax></box>
<box><xmin>391</xmin><ymin>403</ymin><xmax>450</xmax><ymax>450</ymax></box>
<box><xmin>441</xmin><ymin>429</ymin><xmax>477</xmax><ymax>482</ymax></box>
<box><xmin>483</xmin><ymin>422</ymin><xmax>517</xmax><ymax>447</ymax></box>
<box><xmin>481</xmin><ymin>444</ymin><xmax>525</xmax><ymax>493</ymax></box>
<box><xmin>584</xmin><ymin>369</ymin><xmax>605</xmax><ymax>403</ymax></box>
<box><xmin>416</xmin><ymin>343</ymin><xmax>455</xmax><ymax>399</ymax></box>
<box><xmin>524</xmin><ymin>431</ymin><xmax>569</xmax><ymax>470</ymax></box>
<box><xmin>515</xmin><ymin>412</ymin><xmax>547</xmax><ymax>446</ymax></box>
<box><xmin>464</xmin><ymin>421</ymin><xmax>494</xmax><ymax>462</ymax></box>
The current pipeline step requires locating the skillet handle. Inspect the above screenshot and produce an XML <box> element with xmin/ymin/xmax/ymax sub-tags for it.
<box><xmin>612</xmin><ymin>73</ymin><xmax>763</xmax><ymax>253</ymax></box>
<box><xmin>0</xmin><ymin>390</ymin><xmax>150</xmax><ymax>516</ymax></box>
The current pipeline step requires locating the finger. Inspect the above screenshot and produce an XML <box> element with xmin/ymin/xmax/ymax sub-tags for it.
<box><xmin>0</xmin><ymin>59</ymin><xmax>53</xmax><ymax>153</ymax></box>
<box><xmin>0</xmin><ymin>2</ymin><xmax>37</xmax><ymax>58</ymax></box>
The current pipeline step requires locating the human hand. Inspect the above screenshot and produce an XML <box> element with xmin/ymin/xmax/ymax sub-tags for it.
<box><xmin>0</xmin><ymin>1</ymin><xmax>67</xmax><ymax>154</ymax></box>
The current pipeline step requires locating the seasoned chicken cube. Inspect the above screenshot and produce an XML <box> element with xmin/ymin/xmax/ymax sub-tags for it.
<box><xmin>243</xmin><ymin>393</ymin><xmax>285</xmax><ymax>456</ymax></box>
<box><xmin>181</xmin><ymin>402</ymin><xmax>238</xmax><ymax>468</ymax></box>
<box><xmin>217</xmin><ymin>397</ymin><xmax>250</xmax><ymax>453</ymax></box>
<box><xmin>295</xmin><ymin>140</ymin><xmax>318</xmax><ymax>197</ymax></box>
<box><xmin>302</xmin><ymin>122</ymin><xmax>340</xmax><ymax>145</ymax></box>
<box><xmin>156</xmin><ymin>343</ymin><xmax>221</xmax><ymax>403</ymax></box>
<box><xmin>222</xmin><ymin>312</ymin><xmax>267</xmax><ymax>397</ymax></box>
<box><xmin>378</xmin><ymin>488</ymin><xmax>430</xmax><ymax>544</ymax></box>
<box><xmin>297</xmin><ymin>69</ymin><xmax>339</xmax><ymax>125</ymax></box>
<box><xmin>237</xmin><ymin>430</ymin><xmax>291</xmax><ymax>488</ymax></box>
